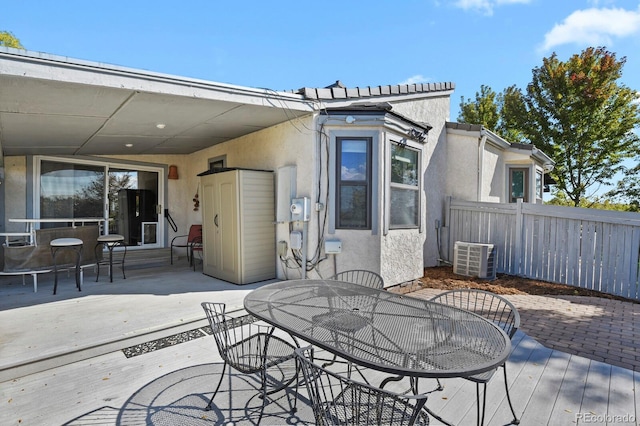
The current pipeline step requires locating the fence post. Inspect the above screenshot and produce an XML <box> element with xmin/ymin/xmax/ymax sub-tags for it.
<box><xmin>515</xmin><ymin>199</ymin><xmax>524</xmax><ymax>276</ymax></box>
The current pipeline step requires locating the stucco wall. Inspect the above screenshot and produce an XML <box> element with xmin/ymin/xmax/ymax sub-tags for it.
<box><xmin>329</xmin><ymin>230</ymin><xmax>381</xmax><ymax>278</ymax></box>
<box><xmin>483</xmin><ymin>143</ymin><xmax>504</xmax><ymax>202</ymax></box>
<box><xmin>391</xmin><ymin>95</ymin><xmax>451</xmax><ymax>268</ymax></box>
<box><xmin>380</xmin><ymin>229</ymin><xmax>424</xmax><ymax>284</ymax></box>
<box><xmin>445</xmin><ymin>133</ymin><xmax>479</xmax><ymax>202</ymax></box>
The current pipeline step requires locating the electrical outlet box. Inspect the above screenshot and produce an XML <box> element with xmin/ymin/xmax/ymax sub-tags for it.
<box><xmin>290</xmin><ymin>231</ymin><xmax>303</xmax><ymax>250</ymax></box>
<box><xmin>324</xmin><ymin>239</ymin><xmax>342</xmax><ymax>254</ymax></box>
<box><xmin>290</xmin><ymin>197</ymin><xmax>311</xmax><ymax>222</ymax></box>
<box><xmin>277</xmin><ymin>240</ymin><xmax>288</xmax><ymax>257</ymax></box>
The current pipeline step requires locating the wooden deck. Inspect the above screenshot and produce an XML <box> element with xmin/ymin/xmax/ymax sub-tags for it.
<box><xmin>4</xmin><ymin>326</ymin><xmax>638</xmax><ymax>425</ymax></box>
<box><xmin>423</xmin><ymin>331</ymin><xmax>639</xmax><ymax>425</ymax></box>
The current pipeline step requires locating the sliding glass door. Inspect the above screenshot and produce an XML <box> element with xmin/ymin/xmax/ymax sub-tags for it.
<box><xmin>36</xmin><ymin>157</ymin><xmax>164</xmax><ymax>248</ymax></box>
<box><xmin>109</xmin><ymin>168</ymin><xmax>159</xmax><ymax>245</ymax></box>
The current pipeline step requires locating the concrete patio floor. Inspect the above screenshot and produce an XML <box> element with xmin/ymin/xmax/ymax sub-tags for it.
<box><xmin>0</xmin><ymin>261</ymin><xmax>271</xmax><ymax>383</ymax></box>
<box><xmin>2</xmin><ymin>262</ymin><xmax>639</xmax><ymax>425</ymax></box>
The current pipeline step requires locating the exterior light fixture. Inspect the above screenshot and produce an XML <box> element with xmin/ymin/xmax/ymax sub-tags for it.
<box><xmin>156</xmin><ymin>123</ymin><xmax>166</xmax><ymax>129</ymax></box>
<box><xmin>345</xmin><ymin>116</ymin><xmax>356</xmax><ymax>124</ymax></box>
<box><xmin>125</xmin><ymin>143</ymin><xmax>133</xmax><ymax>148</ymax></box>
<box><xmin>408</xmin><ymin>128</ymin><xmax>428</xmax><ymax>143</ymax></box>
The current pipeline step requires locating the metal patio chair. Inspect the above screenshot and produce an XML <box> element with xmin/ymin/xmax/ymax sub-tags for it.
<box><xmin>296</xmin><ymin>346</ymin><xmax>430</xmax><ymax>425</ymax></box>
<box><xmin>429</xmin><ymin>289</ymin><xmax>521</xmax><ymax>425</ymax></box>
<box><xmin>201</xmin><ymin>302</ymin><xmax>300</xmax><ymax>421</ymax></box>
<box><xmin>322</xmin><ymin>269</ymin><xmax>384</xmax><ymax>376</ymax></box>
<box><xmin>328</xmin><ymin>269</ymin><xmax>384</xmax><ymax>289</ymax></box>
<box><xmin>170</xmin><ymin>224</ymin><xmax>202</xmax><ymax>265</ymax></box>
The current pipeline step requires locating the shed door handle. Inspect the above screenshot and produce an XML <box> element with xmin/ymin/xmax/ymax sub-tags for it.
<box><xmin>214</xmin><ymin>214</ymin><xmax>219</xmax><ymax>227</ymax></box>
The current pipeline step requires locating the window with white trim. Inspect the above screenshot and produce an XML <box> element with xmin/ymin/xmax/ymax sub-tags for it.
<box><xmin>390</xmin><ymin>143</ymin><xmax>420</xmax><ymax>228</ymax></box>
<box><xmin>509</xmin><ymin>167</ymin><xmax>529</xmax><ymax>203</ymax></box>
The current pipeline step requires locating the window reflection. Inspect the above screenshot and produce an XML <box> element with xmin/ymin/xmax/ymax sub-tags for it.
<box><xmin>336</xmin><ymin>138</ymin><xmax>371</xmax><ymax>229</ymax></box>
<box><xmin>40</xmin><ymin>161</ymin><xmax>104</xmax><ymax>227</ymax></box>
<box><xmin>510</xmin><ymin>168</ymin><xmax>528</xmax><ymax>203</ymax></box>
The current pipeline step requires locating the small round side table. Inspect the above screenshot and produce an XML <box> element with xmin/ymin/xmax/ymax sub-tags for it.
<box><xmin>95</xmin><ymin>234</ymin><xmax>126</xmax><ymax>282</ymax></box>
<box><xmin>50</xmin><ymin>237</ymin><xmax>83</xmax><ymax>295</ymax></box>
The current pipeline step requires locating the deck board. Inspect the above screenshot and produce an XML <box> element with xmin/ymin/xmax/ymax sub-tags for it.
<box><xmin>607</xmin><ymin>365</ymin><xmax>636</xmax><ymax>424</ymax></box>
<box><xmin>547</xmin><ymin>354</ymin><xmax>591</xmax><ymax>425</ymax></box>
<box><xmin>483</xmin><ymin>330</ymin><xmax>537</xmax><ymax>425</ymax></box>
<box><xmin>580</xmin><ymin>360</ymin><xmax>613</xmax><ymax>425</ymax></box>
<box><xmin>491</xmin><ymin>338</ymin><xmax>553</xmax><ymax>424</ymax></box>
<box><xmin>515</xmin><ymin>349</ymin><xmax>571</xmax><ymax>425</ymax></box>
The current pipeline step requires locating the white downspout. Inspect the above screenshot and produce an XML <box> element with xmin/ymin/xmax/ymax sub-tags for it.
<box><xmin>477</xmin><ymin>133</ymin><xmax>487</xmax><ymax>202</ymax></box>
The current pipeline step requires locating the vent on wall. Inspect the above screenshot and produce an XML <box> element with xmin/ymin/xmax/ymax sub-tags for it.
<box><xmin>453</xmin><ymin>242</ymin><xmax>496</xmax><ymax>280</ymax></box>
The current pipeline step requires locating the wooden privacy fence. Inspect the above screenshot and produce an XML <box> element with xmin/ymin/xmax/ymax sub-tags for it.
<box><xmin>445</xmin><ymin>198</ymin><xmax>640</xmax><ymax>300</ymax></box>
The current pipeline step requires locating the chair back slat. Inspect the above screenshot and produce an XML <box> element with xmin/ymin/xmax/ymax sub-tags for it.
<box><xmin>429</xmin><ymin>289</ymin><xmax>520</xmax><ymax>338</ymax></box>
<box><xmin>295</xmin><ymin>346</ymin><xmax>429</xmax><ymax>425</ymax></box>
<box><xmin>201</xmin><ymin>302</ymin><xmax>267</xmax><ymax>373</ymax></box>
<box><xmin>329</xmin><ymin>269</ymin><xmax>384</xmax><ymax>289</ymax></box>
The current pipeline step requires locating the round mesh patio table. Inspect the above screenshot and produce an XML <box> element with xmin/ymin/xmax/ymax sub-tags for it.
<box><xmin>244</xmin><ymin>279</ymin><xmax>511</xmax><ymax>379</ymax></box>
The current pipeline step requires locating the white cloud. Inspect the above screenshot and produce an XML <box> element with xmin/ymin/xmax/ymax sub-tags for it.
<box><xmin>400</xmin><ymin>75</ymin><xmax>432</xmax><ymax>85</ymax></box>
<box><xmin>540</xmin><ymin>7</ymin><xmax>640</xmax><ymax>52</ymax></box>
<box><xmin>454</xmin><ymin>0</ymin><xmax>531</xmax><ymax>16</ymax></box>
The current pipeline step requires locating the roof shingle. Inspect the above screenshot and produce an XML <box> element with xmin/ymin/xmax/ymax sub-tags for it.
<box><xmin>296</xmin><ymin>81</ymin><xmax>455</xmax><ymax>101</ymax></box>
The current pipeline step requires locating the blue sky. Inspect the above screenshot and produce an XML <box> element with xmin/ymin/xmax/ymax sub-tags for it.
<box><xmin>3</xmin><ymin>0</ymin><xmax>639</xmax><ymax>121</ymax></box>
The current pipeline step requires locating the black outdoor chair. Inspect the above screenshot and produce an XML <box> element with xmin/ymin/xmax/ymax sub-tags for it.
<box><xmin>296</xmin><ymin>346</ymin><xmax>430</xmax><ymax>425</ymax></box>
<box><xmin>201</xmin><ymin>302</ymin><xmax>300</xmax><ymax>422</ymax></box>
<box><xmin>429</xmin><ymin>289</ymin><xmax>521</xmax><ymax>425</ymax></box>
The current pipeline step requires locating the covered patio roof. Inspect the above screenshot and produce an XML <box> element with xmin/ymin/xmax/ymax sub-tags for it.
<box><xmin>0</xmin><ymin>47</ymin><xmax>315</xmax><ymax>156</ymax></box>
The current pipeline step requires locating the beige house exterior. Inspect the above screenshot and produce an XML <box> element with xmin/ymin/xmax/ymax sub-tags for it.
<box><xmin>446</xmin><ymin>123</ymin><xmax>554</xmax><ymax>205</ymax></box>
<box><xmin>0</xmin><ymin>47</ymin><xmax>552</xmax><ymax>287</ymax></box>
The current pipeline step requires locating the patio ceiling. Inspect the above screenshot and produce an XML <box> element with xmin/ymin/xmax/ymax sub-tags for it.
<box><xmin>0</xmin><ymin>48</ymin><xmax>315</xmax><ymax>156</ymax></box>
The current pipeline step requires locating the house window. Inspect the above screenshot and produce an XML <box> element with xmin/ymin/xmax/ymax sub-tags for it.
<box><xmin>509</xmin><ymin>168</ymin><xmax>529</xmax><ymax>203</ymax></box>
<box><xmin>336</xmin><ymin>137</ymin><xmax>371</xmax><ymax>229</ymax></box>
<box><xmin>390</xmin><ymin>143</ymin><xmax>420</xmax><ymax>228</ymax></box>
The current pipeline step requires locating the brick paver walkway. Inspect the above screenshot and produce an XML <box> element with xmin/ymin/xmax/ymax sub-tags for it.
<box><xmin>410</xmin><ymin>288</ymin><xmax>640</xmax><ymax>371</ymax></box>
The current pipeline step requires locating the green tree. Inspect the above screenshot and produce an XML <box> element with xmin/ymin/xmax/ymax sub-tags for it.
<box><xmin>460</xmin><ymin>47</ymin><xmax>640</xmax><ymax>207</ymax></box>
<box><xmin>496</xmin><ymin>85</ymin><xmax>528</xmax><ymax>142</ymax></box>
<box><xmin>517</xmin><ymin>47</ymin><xmax>640</xmax><ymax>207</ymax></box>
<box><xmin>457</xmin><ymin>85</ymin><xmax>500</xmax><ymax>130</ymax></box>
<box><xmin>609</xmin><ymin>162</ymin><xmax>640</xmax><ymax>211</ymax></box>
<box><xmin>458</xmin><ymin>85</ymin><xmax>528</xmax><ymax>143</ymax></box>
<box><xmin>0</xmin><ymin>31</ymin><xmax>24</xmax><ymax>49</ymax></box>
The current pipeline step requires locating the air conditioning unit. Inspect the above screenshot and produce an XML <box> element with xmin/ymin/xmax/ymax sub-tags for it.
<box><xmin>453</xmin><ymin>242</ymin><xmax>496</xmax><ymax>280</ymax></box>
